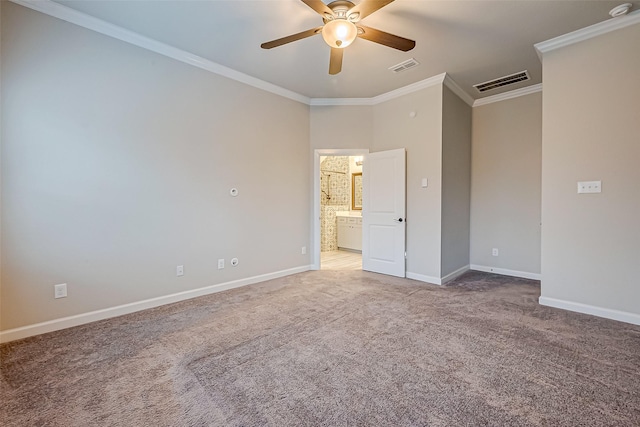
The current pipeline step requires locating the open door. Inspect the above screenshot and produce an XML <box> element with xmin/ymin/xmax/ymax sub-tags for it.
<box><xmin>362</xmin><ymin>148</ymin><xmax>406</xmax><ymax>277</ymax></box>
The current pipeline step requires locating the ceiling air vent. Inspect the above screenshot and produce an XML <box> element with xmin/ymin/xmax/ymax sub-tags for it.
<box><xmin>389</xmin><ymin>58</ymin><xmax>420</xmax><ymax>73</ymax></box>
<box><xmin>473</xmin><ymin>70</ymin><xmax>530</xmax><ymax>93</ymax></box>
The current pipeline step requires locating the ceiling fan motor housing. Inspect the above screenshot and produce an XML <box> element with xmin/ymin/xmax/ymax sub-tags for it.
<box><xmin>322</xmin><ymin>1</ymin><xmax>359</xmax><ymax>23</ymax></box>
<box><xmin>261</xmin><ymin>0</ymin><xmax>415</xmax><ymax>74</ymax></box>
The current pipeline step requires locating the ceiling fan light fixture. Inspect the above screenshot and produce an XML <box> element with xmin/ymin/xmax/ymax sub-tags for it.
<box><xmin>322</xmin><ymin>19</ymin><xmax>358</xmax><ymax>48</ymax></box>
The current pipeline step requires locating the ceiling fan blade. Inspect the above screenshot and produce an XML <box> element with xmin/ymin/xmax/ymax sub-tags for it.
<box><xmin>261</xmin><ymin>27</ymin><xmax>323</xmax><ymax>49</ymax></box>
<box><xmin>357</xmin><ymin>25</ymin><xmax>415</xmax><ymax>51</ymax></box>
<box><xmin>301</xmin><ymin>0</ymin><xmax>334</xmax><ymax>17</ymax></box>
<box><xmin>329</xmin><ymin>48</ymin><xmax>344</xmax><ymax>75</ymax></box>
<box><xmin>347</xmin><ymin>0</ymin><xmax>395</xmax><ymax>22</ymax></box>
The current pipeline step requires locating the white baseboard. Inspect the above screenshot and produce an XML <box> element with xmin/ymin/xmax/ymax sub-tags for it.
<box><xmin>470</xmin><ymin>264</ymin><xmax>541</xmax><ymax>281</ymax></box>
<box><xmin>441</xmin><ymin>265</ymin><xmax>470</xmax><ymax>284</ymax></box>
<box><xmin>407</xmin><ymin>265</ymin><xmax>470</xmax><ymax>286</ymax></box>
<box><xmin>406</xmin><ymin>272</ymin><xmax>443</xmax><ymax>285</ymax></box>
<box><xmin>0</xmin><ymin>265</ymin><xmax>312</xmax><ymax>343</ymax></box>
<box><xmin>539</xmin><ymin>296</ymin><xmax>640</xmax><ymax>326</ymax></box>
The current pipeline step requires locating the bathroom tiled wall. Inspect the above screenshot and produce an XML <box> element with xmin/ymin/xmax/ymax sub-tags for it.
<box><xmin>321</xmin><ymin>204</ymin><xmax>349</xmax><ymax>252</ymax></box>
<box><xmin>320</xmin><ymin>156</ymin><xmax>350</xmax><ymax>252</ymax></box>
<box><xmin>320</xmin><ymin>157</ymin><xmax>350</xmax><ymax>206</ymax></box>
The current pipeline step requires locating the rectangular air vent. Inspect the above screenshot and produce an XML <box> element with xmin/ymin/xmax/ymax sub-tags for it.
<box><xmin>473</xmin><ymin>70</ymin><xmax>530</xmax><ymax>93</ymax></box>
<box><xmin>389</xmin><ymin>58</ymin><xmax>420</xmax><ymax>73</ymax></box>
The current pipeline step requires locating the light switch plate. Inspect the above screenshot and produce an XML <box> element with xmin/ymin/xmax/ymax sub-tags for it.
<box><xmin>577</xmin><ymin>181</ymin><xmax>601</xmax><ymax>194</ymax></box>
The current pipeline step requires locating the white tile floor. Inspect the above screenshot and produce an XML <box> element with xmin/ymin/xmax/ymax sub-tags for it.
<box><xmin>320</xmin><ymin>250</ymin><xmax>362</xmax><ymax>270</ymax></box>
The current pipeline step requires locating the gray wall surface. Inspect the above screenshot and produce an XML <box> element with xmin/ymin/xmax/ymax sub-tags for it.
<box><xmin>540</xmin><ymin>23</ymin><xmax>640</xmax><ymax>315</ymax></box>
<box><xmin>441</xmin><ymin>86</ymin><xmax>471</xmax><ymax>277</ymax></box>
<box><xmin>372</xmin><ymin>86</ymin><xmax>444</xmax><ymax>280</ymax></box>
<box><xmin>470</xmin><ymin>92</ymin><xmax>542</xmax><ymax>275</ymax></box>
<box><xmin>1</xmin><ymin>3</ymin><xmax>311</xmax><ymax>330</ymax></box>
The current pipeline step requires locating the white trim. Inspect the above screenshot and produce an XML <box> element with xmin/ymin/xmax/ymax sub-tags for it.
<box><xmin>535</xmin><ymin>9</ymin><xmax>640</xmax><ymax>58</ymax></box>
<box><xmin>11</xmin><ymin>0</ymin><xmax>479</xmax><ymax>108</ymax></box>
<box><xmin>310</xmin><ymin>98</ymin><xmax>375</xmax><ymax>106</ymax></box>
<box><xmin>406</xmin><ymin>272</ymin><xmax>442</xmax><ymax>285</ymax></box>
<box><xmin>310</xmin><ymin>73</ymin><xmax>448</xmax><ymax>106</ymax></box>
<box><xmin>539</xmin><ymin>296</ymin><xmax>640</xmax><ymax>326</ymax></box>
<box><xmin>441</xmin><ymin>265</ymin><xmax>470</xmax><ymax>284</ymax></box>
<box><xmin>470</xmin><ymin>264</ymin><xmax>541</xmax><ymax>281</ymax></box>
<box><xmin>472</xmin><ymin>83</ymin><xmax>542</xmax><ymax>107</ymax></box>
<box><xmin>0</xmin><ymin>265</ymin><xmax>312</xmax><ymax>343</ymax></box>
<box><xmin>406</xmin><ymin>265</ymin><xmax>470</xmax><ymax>286</ymax></box>
<box><xmin>10</xmin><ymin>0</ymin><xmax>310</xmax><ymax>105</ymax></box>
<box><xmin>443</xmin><ymin>75</ymin><xmax>475</xmax><ymax>107</ymax></box>
<box><xmin>371</xmin><ymin>73</ymin><xmax>446</xmax><ymax>104</ymax></box>
<box><xmin>313</xmin><ymin>149</ymin><xmax>369</xmax><ymax>270</ymax></box>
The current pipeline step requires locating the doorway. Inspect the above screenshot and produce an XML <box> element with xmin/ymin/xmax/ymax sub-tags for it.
<box><xmin>313</xmin><ymin>149</ymin><xmax>368</xmax><ymax>270</ymax></box>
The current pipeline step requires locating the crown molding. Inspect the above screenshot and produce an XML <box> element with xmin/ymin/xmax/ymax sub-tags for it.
<box><xmin>443</xmin><ymin>75</ymin><xmax>475</xmax><ymax>106</ymax></box>
<box><xmin>309</xmin><ymin>98</ymin><xmax>375</xmax><ymax>106</ymax></box>
<box><xmin>12</xmin><ymin>0</ymin><xmax>478</xmax><ymax>108</ymax></box>
<box><xmin>473</xmin><ymin>83</ymin><xmax>542</xmax><ymax>107</ymax></box>
<box><xmin>371</xmin><ymin>73</ymin><xmax>447</xmax><ymax>104</ymax></box>
<box><xmin>10</xmin><ymin>0</ymin><xmax>311</xmax><ymax>105</ymax></box>
<box><xmin>311</xmin><ymin>73</ymin><xmax>452</xmax><ymax>106</ymax></box>
<box><xmin>535</xmin><ymin>9</ymin><xmax>640</xmax><ymax>59</ymax></box>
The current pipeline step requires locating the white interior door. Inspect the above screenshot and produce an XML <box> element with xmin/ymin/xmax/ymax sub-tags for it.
<box><xmin>362</xmin><ymin>148</ymin><xmax>406</xmax><ymax>277</ymax></box>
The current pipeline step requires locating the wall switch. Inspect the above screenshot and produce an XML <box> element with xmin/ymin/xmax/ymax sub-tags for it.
<box><xmin>218</xmin><ymin>259</ymin><xmax>225</xmax><ymax>269</ymax></box>
<box><xmin>421</xmin><ymin>178</ymin><xmax>428</xmax><ymax>188</ymax></box>
<box><xmin>577</xmin><ymin>181</ymin><xmax>601</xmax><ymax>194</ymax></box>
<box><xmin>54</xmin><ymin>283</ymin><xmax>67</xmax><ymax>299</ymax></box>
<box><xmin>301</xmin><ymin>246</ymin><xmax>307</xmax><ymax>255</ymax></box>
<box><xmin>492</xmin><ymin>248</ymin><xmax>499</xmax><ymax>257</ymax></box>
<box><xmin>176</xmin><ymin>265</ymin><xmax>184</xmax><ymax>276</ymax></box>
<box><xmin>231</xmin><ymin>258</ymin><xmax>239</xmax><ymax>267</ymax></box>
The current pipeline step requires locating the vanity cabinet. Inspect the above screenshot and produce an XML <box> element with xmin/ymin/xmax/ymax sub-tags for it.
<box><xmin>337</xmin><ymin>216</ymin><xmax>362</xmax><ymax>251</ymax></box>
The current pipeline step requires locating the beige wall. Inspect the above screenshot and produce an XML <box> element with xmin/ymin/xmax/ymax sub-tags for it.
<box><xmin>441</xmin><ymin>86</ymin><xmax>471</xmax><ymax>277</ymax></box>
<box><xmin>0</xmin><ymin>2</ymin><xmax>3</xmax><ymax>324</ymax></box>
<box><xmin>540</xmin><ymin>22</ymin><xmax>640</xmax><ymax>318</ymax></box>
<box><xmin>310</xmin><ymin>105</ymin><xmax>372</xmax><ymax>150</ymax></box>
<box><xmin>470</xmin><ymin>92</ymin><xmax>542</xmax><ymax>275</ymax></box>
<box><xmin>1</xmin><ymin>3</ymin><xmax>310</xmax><ymax>330</ymax></box>
<box><xmin>372</xmin><ymin>85</ymin><xmax>443</xmax><ymax>280</ymax></box>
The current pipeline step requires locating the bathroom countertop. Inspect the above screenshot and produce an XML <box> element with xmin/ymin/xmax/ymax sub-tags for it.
<box><xmin>336</xmin><ymin>211</ymin><xmax>362</xmax><ymax>217</ymax></box>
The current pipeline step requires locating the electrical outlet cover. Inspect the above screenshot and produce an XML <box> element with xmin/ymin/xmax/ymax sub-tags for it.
<box><xmin>54</xmin><ymin>283</ymin><xmax>67</xmax><ymax>299</ymax></box>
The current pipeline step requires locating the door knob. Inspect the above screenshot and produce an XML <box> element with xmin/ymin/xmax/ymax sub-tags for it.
<box><xmin>394</xmin><ymin>218</ymin><xmax>404</xmax><ymax>223</ymax></box>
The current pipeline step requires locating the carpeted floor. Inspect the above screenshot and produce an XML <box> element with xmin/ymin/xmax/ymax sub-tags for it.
<box><xmin>1</xmin><ymin>270</ymin><xmax>639</xmax><ymax>426</ymax></box>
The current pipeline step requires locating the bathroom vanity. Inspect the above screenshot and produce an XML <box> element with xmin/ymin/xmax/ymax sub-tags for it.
<box><xmin>336</xmin><ymin>212</ymin><xmax>362</xmax><ymax>252</ymax></box>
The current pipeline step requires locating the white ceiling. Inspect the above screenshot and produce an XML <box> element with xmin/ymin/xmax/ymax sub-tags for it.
<box><xmin>53</xmin><ymin>0</ymin><xmax>638</xmax><ymax>100</ymax></box>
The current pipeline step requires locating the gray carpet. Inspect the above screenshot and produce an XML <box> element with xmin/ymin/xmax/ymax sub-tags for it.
<box><xmin>1</xmin><ymin>270</ymin><xmax>639</xmax><ymax>426</ymax></box>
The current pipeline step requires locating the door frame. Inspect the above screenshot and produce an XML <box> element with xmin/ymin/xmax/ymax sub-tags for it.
<box><xmin>312</xmin><ymin>148</ymin><xmax>369</xmax><ymax>270</ymax></box>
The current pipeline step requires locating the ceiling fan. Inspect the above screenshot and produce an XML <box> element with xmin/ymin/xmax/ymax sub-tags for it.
<box><xmin>261</xmin><ymin>0</ymin><xmax>416</xmax><ymax>75</ymax></box>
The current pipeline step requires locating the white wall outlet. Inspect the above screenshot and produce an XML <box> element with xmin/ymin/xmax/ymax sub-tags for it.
<box><xmin>492</xmin><ymin>248</ymin><xmax>499</xmax><ymax>257</ymax></box>
<box><xmin>54</xmin><ymin>283</ymin><xmax>67</xmax><ymax>299</ymax></box>
<box><xmin>230</xmin><ymin>258</ymin><xmax>239</xmax><ymax>267</ymax></box>
<box><xmin>176</xmin><ymin>265</ymin><xmax>184</xmax><ymax>276</ymax></box>
<box><xmin>301</xmin><ymin>246</ymin><xmax>307</xmax><ymax>255</ymax></box>
<box><xmin>577</xmin><ymin>180</ymin><xmax>602</xmax><ymax>194</ymax></box>
<box><xmin>218</xmin><ymin>259</ymin><xmax>225</xmax><ymax>269</ymax></box>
